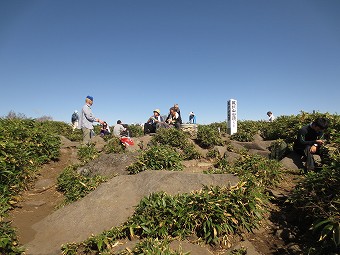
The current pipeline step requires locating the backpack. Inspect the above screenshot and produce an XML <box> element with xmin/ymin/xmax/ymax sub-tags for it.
<box><xmin>71</xmin><ymin>113</ymin><xmax>78</xmax><ymax>122</ymax></box>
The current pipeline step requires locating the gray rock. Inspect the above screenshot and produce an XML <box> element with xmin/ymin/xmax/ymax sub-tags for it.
<box><xmin>25</xmin><ymin>171</ymin><xmax>239</xmax><ymax>255</ymax></box>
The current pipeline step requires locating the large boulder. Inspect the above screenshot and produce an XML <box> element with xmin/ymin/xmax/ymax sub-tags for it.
<box><xmin>25</xmin><ymin>171</ymin><xmax>239</xmax><ymax>255</ymax></box>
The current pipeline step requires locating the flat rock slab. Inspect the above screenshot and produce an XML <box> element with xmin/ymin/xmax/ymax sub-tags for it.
<box><xmin>25</xmin><ymin>171</ymin><xmax>239</xmax><ymax>255</ymax></box>
<box><xmin>34</xmin><ymin>179</ymin><xmax>55</xmax><ymax>192</ymax></box>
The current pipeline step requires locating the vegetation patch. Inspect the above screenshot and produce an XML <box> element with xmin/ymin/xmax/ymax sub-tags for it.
<box><xmin>196</xmin><ymin>125</ymin><xmax>223</xmax><ymax>149</ymax></box>
<box><xmin>151</xmin><ymin>128</ymin><xmax>201</xmax><ymax>160</ymax></box>
<box><xmin>103</xmin><ymin>137</ymin><xmax>126</xmax><ymax>154</ymax></box>
<box><xmin>57</xmin><ymin>165</ymin><xmax>107</xmax><ymax>205</ymax></box>
<box><xmin>289</xmin><ymin>152</ymin><xmax>340</xmax><ymax>254</ymax></box>
<box><xmin>77</xmin><ymin>144</ymin><xmax>99</xmax><ymax>163</ymax></box>
<box><xmin>127</xmin><ymin>145</ymin><xmax>183</xmax><ymax>174</ymax></box>
<box><xmin>62</xmin><ymin>183</ymin><xmax>266</xmax><ymax>254</ymax></box>
<box><xmin>0</xmin><ymin>118</ymin><xmax>61</xmax><ymax>254</ymax></box>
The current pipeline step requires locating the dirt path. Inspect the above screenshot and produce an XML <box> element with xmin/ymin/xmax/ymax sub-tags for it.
<box><xmin>9</xmin><ymin>140</ymin><xmax>79</xmax><ymax>244</ymax></box>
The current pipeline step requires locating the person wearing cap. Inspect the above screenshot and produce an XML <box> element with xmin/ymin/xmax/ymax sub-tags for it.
<box><xmin>71</xmin><ymin>110</ymin><xmax>79</xmax><ymax>131</ymax></box>
<box><xmin>144</xmin><ymin>109</ymin><xmax>164</xmax><ymax>134</ymax></box>
<box><xmin>79</xmin><ymin>95</ymin><xmax>104</xmax><ymax>144</ymax></box>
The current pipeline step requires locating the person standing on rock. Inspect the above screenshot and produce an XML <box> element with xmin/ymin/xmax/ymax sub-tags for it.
<box><xmin>293</xmin><ymin>117</ymin><xmax>329</xmax><ymax>173</ymax></box>
<box><xmin>79</xmin><ymin>95</ymin><xmax>104</xmax><ymax>144</ymax></box>
<box><xmin>189</xmin><ymin>111</ymin><xmax>196</xmax><ymax>124</ymax></box>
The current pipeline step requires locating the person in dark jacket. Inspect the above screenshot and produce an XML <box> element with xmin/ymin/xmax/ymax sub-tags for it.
<box><xmin>165</xmin><ymin>107</ymin><xmax>182</xmax><ymax>129</ymax></box>
<box><xmin>293</xmin><ymin>117</ymin><xmax>329</xmax><ymax>173</ymax></box>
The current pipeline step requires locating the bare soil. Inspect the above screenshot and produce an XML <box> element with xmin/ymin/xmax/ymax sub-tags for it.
<box><xmin>8</xmin><ymin>135</ymin><xmax>304</xmax><ymax>255</ymax></box>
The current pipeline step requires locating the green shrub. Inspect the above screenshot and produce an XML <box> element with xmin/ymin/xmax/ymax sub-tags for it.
<box><xmin>103</xmin><ymin>137</ymin><xmax>125</xmax><ymax>154</ymax></box>
<box><xmin>207</xmin><ymin>153</ymin><xmax>283</xmax><ymax>189</ymax></box>
<box><xmin>152</xmin><ymin>128</ymin><xmax>201</xmax><ymax>160</ymax></box>
<box><xmin>0</xmin><ymin>118</ymin><xmax>61</xmax><ymax>254</ymax></box>
<box><xmin>196</xmin><ymin>125</ymin><xmax>223</xmax><ymax>149</ymax></box>
<box><xmin>120</xmin><ymin>238</ymin><xmax>190</xmax><ymax>255</ymax></box>
<box><xmin>289</xmin><ymin>155</ymin><xmax>340</xmax><ymax>254</ymax></box>
<box><xmin>206</xmin><ymin>148</ymin><xmax>220</xmax><ymax>159</ymax></box>
<box><xmin>128</xmin><ymin>124</ymin><xmax>144</xmax><ymax>137</ymax></box>
<box><xmin>77</xmin><ymin>144</ymin><xmax>99</xmax><ymax>163</ymax></box>
<box><xmin>127</xmin><ymin>145</ymin><xmax>183</xmax><ymax>174</ymax></box>
<box><xmin>62</xmin><ymin>183</ymin><xmax>266</xmax><ymax>254</ymax></box>
<box><xmin>57</xmin><ymin>165</ymin><xmax>107</xmax><ymax>205</ymax></box>
<box><xmin>231</xmin><ymin>120</ymin><xmax>263</xmax><ymax>142</ymax></box>
<box><xmin>230</xmin><ymin>131</ymin><xmax>254</xmax><ymax>142</ymax></box>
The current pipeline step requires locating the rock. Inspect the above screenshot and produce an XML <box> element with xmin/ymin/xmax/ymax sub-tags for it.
<box><xmin>34</xmin><ymin>179</ymin><xmax>55</xmax><ymax>192</ymax></box>
<box><xmin>23</xmin><ymin>200</ymin><xmax>47</xmax><ymax>207</ymax></box>
<box><xmin>25</xmin><ymin>171</ymin><xmax>239</xmax><ymax>255</ymax></box>
<box><xmin>287</xmin><ymin>243</ymin><xmax>303</xmax><ymax>254</ymax></box>
<box><xmin>280</xmin><ymin>152</ymin><xmax>304</xmax><ymax>170</ymax></box>
<box><xmin>180</xmin><ymin>124</ymin><xmax>198</xmax><ymax>139</ymax></box>
<box><xmin>226</xmin><ymin>239</ymin><xmax>261</xmax><ymax>255</ymax></box>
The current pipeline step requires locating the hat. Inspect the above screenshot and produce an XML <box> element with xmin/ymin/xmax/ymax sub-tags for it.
<box><xmin>153</xmin><ymin>109</ymin><xmax>160</xmax><ymax>114</ymax></box>
<box><xmin>189</xmin><ymin>111</ymin><xmax>194</xmax><ymax>115</ymax></box>
<box><xmin>74</xmin><ymin>110</ymin><xmax>78</xmax><ymax>113</ymax></box>
<box><xmin>86</xmin><ymin>95</ymin><xmax>94</xmax><ymax>101</ymax></box>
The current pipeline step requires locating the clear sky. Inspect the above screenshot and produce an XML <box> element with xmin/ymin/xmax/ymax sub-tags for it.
<box><xmin>1</xmin><ymin>0</ymin><xmax>339</xmax><ymax>125</ymax></box>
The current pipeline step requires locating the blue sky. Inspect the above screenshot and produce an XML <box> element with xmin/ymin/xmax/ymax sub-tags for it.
<box><xmin>1</xmin><ymin>0</ymin><xmax>339</xmax><ymax>125</ymax></box>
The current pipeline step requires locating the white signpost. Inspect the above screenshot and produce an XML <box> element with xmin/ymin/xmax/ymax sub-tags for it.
<box><xmin>227</xmin><ymin>99</ymin><xmax>237</xmax><ymax>135</ymax></box>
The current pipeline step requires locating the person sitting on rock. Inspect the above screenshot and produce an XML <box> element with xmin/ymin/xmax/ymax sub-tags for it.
<box><xmin>113</xmin><ymin>120</ymin><xmax>128</xmax><ymax>138</ymax></box>
<box><xmin>100</xmin><ymin>121</ymin><xmax>111</xmax><ymax>137</ymax></box>
<box><xmin>293</xmin><ymin>117</ymin><xmax>329</xmax><ymax>173</ymax></box>
<box><xmin>165</xmin><ymin>107</ymin><xmax>182</xmax><ymax>129</ymax></box>
<box><xmin>144</xmin><ymin>109</ymin><xmax>164</xmax><ymax>134</ymax></box>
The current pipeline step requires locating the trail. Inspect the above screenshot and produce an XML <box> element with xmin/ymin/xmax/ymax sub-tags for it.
<box><xmin>9</xmin><ymin>138</ymin><xmax>79</xmax><ymax>244</ymax></box>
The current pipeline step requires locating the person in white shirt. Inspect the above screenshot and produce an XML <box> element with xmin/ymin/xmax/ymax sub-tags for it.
<box><xmin>113</xmin><ymin>120</ymin><xmax>127</xmax><ymax>138</ymax></box>
<box><xmin>267</xmin><ymin>111</ymin><xmax>275</xmax><ymax>122</ymax></box>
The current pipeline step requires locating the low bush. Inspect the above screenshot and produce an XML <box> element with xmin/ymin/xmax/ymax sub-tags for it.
<box><xmin>103</xmin><ymin>137</ymin><xmax>125</xmax><ymax>154</ymax></box>
<box><xmin>62</xmin><ymin>183</ymin><xmax>266</xmax><ymax>254</ymax></box>
<box><xmin>127</xmin><ymin>145</ymin><xmax>183</xmax><ymax>174</ymax></box>
<box><xmin>206</xmin><ymin>153</ymin><xmax>283</xmax><ymax>189</ymax></box>
<box><xmin>77</xmin><ymin>144</ymin><xmax>99</xmax><ymax>163</ymax></box>
<box><xmin>57</xmin><ymin>165</ymin><xmax>107</xmax><ymax>205</ymax></box>
<box><xmin>196</xmin><ymin>125</ymin><xmax>223</xmax><ymax>149</ymax></box>
<box><xmin>289</xmin><ymin>156</ymin><xmax>340</xmax><ymax>254</ymax></box>
<box><xmin>128</xmin><ymin>124</ymin><xmax>144</xmax><ymax>137</ymax></box>
<box><xmin>151</xmin><ymin>128</ymin><xmax>201</xmax><ymax>160</ymax></box>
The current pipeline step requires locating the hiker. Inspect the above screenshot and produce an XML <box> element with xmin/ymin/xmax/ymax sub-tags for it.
<box><xmin>267</xmin><ymin>111</ymin><xmax>275</xmax><ymax>122</ymax></box>
<box><xmin>144</xmin><ymin>109</ymin><xmax>164</xmax><ymax>134</ymax></box>
<box><xmin>113</xmin><ymin>120</ymin><xmax>128</xmax><ymax>138</ymax></box>
<box><xmin>165</xmin><ymin>107</ymin><xmax>182</xmax><ymax>129</ymax></box>
<box><xmin>79</xmin><ymin>95</ymin><xmax>104</xmax><ymax>144</ymax></box>
<box><xmin>189</xmin><ymin>111</ymin><xmax>196</xmax><ymax>124</ymax></box>
<box><xmin>174</xmin><ymin>103</ymin><xmax>181</xmax><ymax>118</ymax></box>
<box><xmin>100</xmin><ymin>121</ymin><xmax>111</xmax><ymax>137</ymax></box>
<box><xmin>293</xmin><ymin>117</ymin><xmax>329</xmax><ymax>173</ymax></box>
<box><xmin>71</xmin><ymin>110</ymin><xmax>79</xmax><ymax>131</ymax></box>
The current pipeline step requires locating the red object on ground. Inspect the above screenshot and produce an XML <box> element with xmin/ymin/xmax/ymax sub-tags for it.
<box><xmin>120</xmin><ymin>137</ymin><xmax>134</xmax><ymax>146</ymax></box>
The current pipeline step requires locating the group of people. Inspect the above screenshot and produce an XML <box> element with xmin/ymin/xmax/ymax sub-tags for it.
<box><xmin>72</xmin><ymin>96</ymin><xmax>129</xmax><ymax>144</ymax></box>
<box><xmin>75</xmin><ymin>96</ymin><xmax>193</xmax><ymax>143</ymax></box>
<box><xmin>144</xmin><ymin>104</ymin><xmax>184</xmax><ymax>134</ymax></box>
<box><xmin>75</xmin><ymin>95</ymin><xmax>329</xmax><ymax>174</ymax></box>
